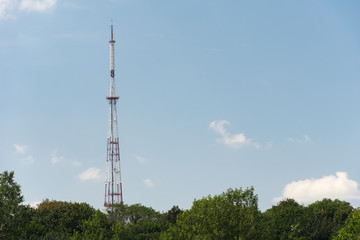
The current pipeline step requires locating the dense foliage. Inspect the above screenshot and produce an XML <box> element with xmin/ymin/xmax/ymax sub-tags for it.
<box><xmin>161</xmin><ymin>187</ymin><xmax>258</xmax><ymax>240</ymax></box>
<box><xmin>1</xmin><ymin>170</ymin><xmax>359</xmax><ymax>239</ymax></box>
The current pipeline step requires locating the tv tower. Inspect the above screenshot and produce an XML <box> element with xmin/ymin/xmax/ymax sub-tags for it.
<box><xmin>104</xmin><ymin>24</ymin><xmax>123</xmax><ymax>206</ymax></box>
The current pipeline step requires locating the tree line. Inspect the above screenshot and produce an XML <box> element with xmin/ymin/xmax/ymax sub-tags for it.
<box><xmin>1</xmin><ymin>170</ymin><xmax>360</xmax><ymax>239</ymax></box>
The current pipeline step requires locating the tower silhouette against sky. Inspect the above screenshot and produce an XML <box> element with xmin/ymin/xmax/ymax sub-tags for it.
<box><xmin>104</xmin><ymin>24</ymin><xmax>123</xmax><ymax>206</ymax></box>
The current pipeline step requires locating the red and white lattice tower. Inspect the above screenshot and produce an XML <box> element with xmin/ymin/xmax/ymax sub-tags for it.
<box><xmin>104</xmin><ymin>24</ymin><xmax>123</xmax><ymax>206</ymax></box>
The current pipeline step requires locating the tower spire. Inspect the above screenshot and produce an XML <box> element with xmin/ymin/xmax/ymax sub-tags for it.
<box><xmin>105</xmin><ymin>23</ymin><xmax>123</xmax><ymax>207</ymax></box>
<box><xmin>111</xmin><ymin>21</ymin><xmax>114</xmax><ymax>42</ymax></box>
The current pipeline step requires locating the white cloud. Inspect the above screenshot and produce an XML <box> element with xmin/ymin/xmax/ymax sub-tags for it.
<box><xmin>50</xmin><ymin>149</ymin><xmax>63</xmax><ymax>164</ymax></box>
<box><xmin>144</xmin><ymin>178</ymin><xmax>154</xmax><ymax>188</ymax></box>
<box><xmin>209</xmin><ymin>120</ymin><xmax>259</xmax><ymax>148</ymax></box>
<box><xmin>133</xmin><ymin>154</ymin><xmax>146</xmax><ymax>164</ymax></box>
<box><xmin>78</xmin><ymin>167</ymin><xmax>102</xmax><ymax>181</ymax></box>
<box><xmin>288</xmin><ymin>134</ymin><xmax>311</xmax><ymax>144</ymax></box>
<box><xmin>14</xmin><ymin>144</ymin><xmax>28</xmax><ymax>154</ymax></box>
<box><xmin>20</xmin><ymin>155</ymin><xmax>35</xmax><ymax>165</ymax></box>
<box><xmin>0</xmin><ymin>0</ymin><xmax>17</xmax><ymax>20</ymax></box>
<box><xmin>72</xmin><ymin>160</ymin><xmax>82</xmax><ymax>167</ymax></box>
<box><xmin>274</xmin><ymin>172</ymin><xmax>360</xmax><ymax>203</ymax></box>
<box><xmin>19</xmin><ymin>0</ymin><xmax>56</xmax><ymax>11</ymax></box>
<box><xmin>210</xmin><ymin>120</ymin><xmax>230</xmax><ymax>136</ymax></box>
<box><xmin>0</xmin><ymin>0</ymin><xmax>56</xmax><ymax>21</ymax></box>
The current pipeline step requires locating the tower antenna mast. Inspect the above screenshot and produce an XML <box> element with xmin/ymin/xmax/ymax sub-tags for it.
<box><xmin>104</xmin><ymin>23</ymin><xmax>123</xmax><ymax>206</ymax></box>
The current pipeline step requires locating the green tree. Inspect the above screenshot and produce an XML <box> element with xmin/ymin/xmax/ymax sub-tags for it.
<box><xmin>0</xmin><ymin>170</ymin><xmax>25</xmax><ymax>239</ymax></box>
<box><xmin>165</xmin><ymin>205</ymin><xmax>183</xmax><ymax>225</ymax></box>
<box><xmin>107</xmin><ymin>204</ymin><xmax>128</xmax><ymax>224</ymax></box>
<box><xmin>246</xmin><ymin>209</ymin><xmax>276</xmax><ymax>240</ymax></box>
<box><xmin>72</xmin><ymin>210</ymin><xmax>112</xmax><ymax>240</ymax></box>
<box><xmin>268</xmin><ymin>198</ymin><xmax>304</xmax><ymax>240</ymax></box>
<box><xmin>247</xmin><ymin>198</ymin><xmax>304</xmax><ymax>240</ymax></box>
<box><xmin>37</xmin><ymin>198</ymin><xmax>67</xmax><ymax>211</ymax></box>
<box><xmin>111</xmin><ymin>222</ymin><xmax>126</xmax><ymax>240</ymax></box>
<box><xmin>108</xmin><ymin>203</ymin><xmax>169</xmax><ymax>240</ymax></box>
<box><xmin>161</xmin><ymin>187</ymin><xmax>258</xmax><ymax>240</ymax></box>
<box><xmin>333</xmin><ymin>208</ymin><xmax>360</xmax><ymax>240</ymax></box>
<box><xmin>292</xmin><ymin>199</ymin><xmax>353</xmax><ymax>240</ymax></box>
<box><xmin>22</xmin><ymin>199</ymin><xmax>95</xmax><ymax>239</ymax></box>
<box><xmin>107</xmin><ymin>203</ymin><xmax>161</xmax><ymax>224</ymax></box>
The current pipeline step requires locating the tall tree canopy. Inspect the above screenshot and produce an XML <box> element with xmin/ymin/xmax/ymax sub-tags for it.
<box><xmin>21</xmin><ymin>199</ymin><xmax>96</xmax><ymax>239</ymax></box>
<box><xmin>161</xmin><ymin>187</ymin><xmax>258</xmax><ymax>240</ymax></box>
<box><xmin>332</xmin><ymin>208</ymin><xmax>360</xmax><ymax>240</ymax></box>
<box><xmin>291</xmin><ymin>199</ymin><xmax>353</xmax><ymax>240</ymax></box>
<box><xmin>0</xmin><ymin>170</ymin><xmax>357</xmax><ymax>240</ymax></box>
<box><xmin>0</xmin><ymin>171</ymin><xmax>25</xmax><ymax>239</ymax></box>
<box><xmin>106</xmin><ymin>203</ymin><xmax>170</xmax><ymax>240</ymax></box>
<box><xmin>248</xmin><ymin>198</ymin><xmax>304</xmax><ymax>240</ymax></box>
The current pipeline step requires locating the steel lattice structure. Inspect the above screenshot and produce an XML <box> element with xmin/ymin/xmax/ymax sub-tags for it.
<box><xmin>104</xmin><ymin>24</ymin><xmax>123</xmax><ymax>206</ymax></box>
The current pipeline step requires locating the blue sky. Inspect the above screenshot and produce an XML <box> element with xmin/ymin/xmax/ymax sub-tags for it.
<box><xmin>1</xmin><ymin>0</ymin><xmax>360</xmax><ymax>212</ymax></box>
